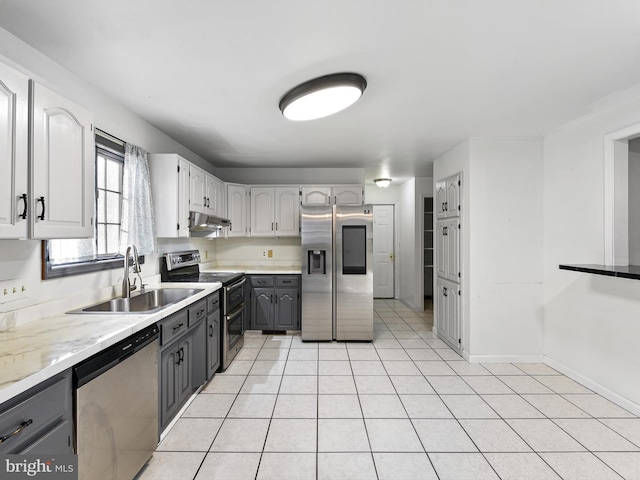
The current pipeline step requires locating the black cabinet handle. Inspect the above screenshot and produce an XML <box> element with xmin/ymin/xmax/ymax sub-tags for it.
<box><xmin>179</xmin><ymin>347</ymin><xmax>184</xmax><ymax>363</ymax></box>
<box><xmin>37</xmin><ymin>196</ymin><xmax>45</xmax><ymax>221</ymax></box>
<box><xmin>0</xmin><ymin>419</ymin><xmax>33</xmax><ymax>444</ymax></box>
<box><xmin>19</xmin><ymin>194</ymin><xmax>27</xmax><ymax>220</ymax></box>
<box><xmin>282</xmin><ymin>280</ymin><xmax>291</xmax><ymax>284</ymax></box>
<box><xmin>443</xmin><ymin>287</ymin><xmax>448</xmax><ymax>297</ymax></box>
<box><xmin>271</xmin><ymin>222</ymin><xmax>274</xmax><ymax>231</ymax></box>
<box><xmin>276</xmin><ymin>222</ymin><xmax>278</xmax><ymax>230</ymax></box>
<box><xmin>196</xmin><ymin>308</ymin><xmax>205</xmax><ymax>318</ymax></box>
<box><xmin>172</xmin><ymin>322</ymin><xmax>184</xmax><ymax>332</ymax></box>
<box><xmin>229</xmin><ymin>222</ymin><xmax>232</xmax><ymax>231</ymax></box>
<box><xmin>209</xmin><ymin>324</ymin><xmax>213</xmax><ymax>337</ymax></box>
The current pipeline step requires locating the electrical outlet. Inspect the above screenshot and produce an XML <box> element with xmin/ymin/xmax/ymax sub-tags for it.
<box><xmin>0</xmin><ymin>280</ymin><xmax>29</xmax><ymax>304</ymax></box>
<box><xmin>268</xmin><ymin>250</ymin><xmax>273</xmax><ymax>258</ymax></box>
<box><xmin>204</xmin><ymin>250</ymin><xmax>208</xmax><ymax>260</ymax></box>
<box><xmin>262</xmin><ymin>251</ymin><xmax>266</xmax><ymax>257</ymax></box>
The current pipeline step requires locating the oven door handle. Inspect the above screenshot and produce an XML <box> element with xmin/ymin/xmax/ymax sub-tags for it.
<box><xmin>226</xmin><ymin>303</ymin><xmax>245</xmax><ymax>321</ymax></box>
<box><xmin>227</xmin><ymin>278</ymin><xmax>246</xmax><ymax>290</ymax></box>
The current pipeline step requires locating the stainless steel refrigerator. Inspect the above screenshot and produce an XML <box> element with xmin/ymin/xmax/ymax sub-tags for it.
<box><xmin>301</xmin><ymin>204</ymin><xmax>373</xmax><ymax>341</ymax></box>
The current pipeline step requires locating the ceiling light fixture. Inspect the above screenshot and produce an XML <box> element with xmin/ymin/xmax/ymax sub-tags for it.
<box><xmin>374</xmin><ymin>178</ymin><xmax>392</xmax><ymax>188</ymax></box>
<box><xmin>279</xmin><ymin>73</ymin><xmax>367</xmax><ymax>121</ymax></box>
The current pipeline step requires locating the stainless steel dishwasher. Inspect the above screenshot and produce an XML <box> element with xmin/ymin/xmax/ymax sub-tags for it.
<box><xmin>73</xmin><ymin>324</ymin><xmax>159</xmax><ymax>480</ymax></box>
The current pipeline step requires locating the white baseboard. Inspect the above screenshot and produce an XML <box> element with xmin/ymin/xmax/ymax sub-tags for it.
<box><xmin>543</xmin><ymin>356</ymin><xmax>640</xmax><ymax>417</ymax></box>
<box><xmin>466</xmin><ymin>354</ymin><xmax>544</xmax><ymax>364</ymax></box>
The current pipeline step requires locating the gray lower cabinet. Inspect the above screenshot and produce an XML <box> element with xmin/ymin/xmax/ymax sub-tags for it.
<box><xmin>0</xmin><ymin>369</ymin><xmax>74</xmax><ymax>454</ymax></box>
<box><xmin>158</xmin><ymin>292</ymin><xmax>220</xmax><ymax>431</ymax></box>
<box><xmin>206</xmin><ymin>291</ymin><xmax>221</xmax><ymax>378</ymax></box>
<box><xmin>249</xmin><ymin>275</ymin><xmax>300</xmax><ymax>331</ymax></box>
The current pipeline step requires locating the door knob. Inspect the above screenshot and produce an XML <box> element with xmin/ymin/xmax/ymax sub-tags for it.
<box><xmin>389</xmin><ymin>253</ymin><xmax>394</xmax><ymax>259</ymax></box>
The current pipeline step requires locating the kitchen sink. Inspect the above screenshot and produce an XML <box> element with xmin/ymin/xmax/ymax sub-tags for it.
<box><xmin>68</xmin><ymin>288</ymin><xmax>204</xmax><ymax>314</ymax></box>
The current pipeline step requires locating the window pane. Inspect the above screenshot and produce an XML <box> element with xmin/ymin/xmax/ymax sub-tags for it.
<box><xmin>106</xmin><ymin>159</ymin><xmax>122</xmax><ymax>192</ymax></box>
<box><xmin>106</xmin><ymin>225</ymin><xmax>120</xmax><ymax>255</ymax></box>
<box><xmin>96</xmin><ymin>155</ymin><xmax>106</xmax><ymax>189</ymax></box>
<box><xmin>97</xmin><ymin>224</ymin><xmax>107</xmax><ymax>255</ymax></box>
<box><xmin>106</xmin><ymin>191</ymin><xmax>120</xmax><ymax>223</ymax></box>
<box><xmin>97</xmin><ymin>189</ymin><xmax>106</xmax><ymax>223</ymax></box>
<box><xmin>49</xmin><ymin>238</ymin><xmax>96</xmax><ymax>265</ymax></box>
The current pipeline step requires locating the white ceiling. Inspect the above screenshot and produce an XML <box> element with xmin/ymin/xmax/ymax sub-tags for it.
<box><xmin>2</xmin><ymin>0</ymin><xmax>640</xmax><ymax>182</ymax></box>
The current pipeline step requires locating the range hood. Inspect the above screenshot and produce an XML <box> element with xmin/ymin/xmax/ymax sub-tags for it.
<box><xmin>189</xmin><ymin>211</ymin><xmax>230</xmax><ymax>232</ymax></box>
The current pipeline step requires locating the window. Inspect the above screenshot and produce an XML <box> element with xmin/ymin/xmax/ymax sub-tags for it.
<box><xmin>43</xmin><ymin>131</ymin><xmax>142</xmax><ymax>278</ymax></box>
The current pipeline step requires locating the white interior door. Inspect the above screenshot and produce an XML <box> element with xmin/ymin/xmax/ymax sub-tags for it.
<box><xmin>373</xmin><ymin>205</ymin><xmax>395</xmax><ymax>298</ymax></box>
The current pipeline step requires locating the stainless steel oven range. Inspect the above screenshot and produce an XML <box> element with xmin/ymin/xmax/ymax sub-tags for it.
<box><xmin>160</xmin><ymin>250</ymin><xmax>245</xmax><ymax>371</ymax></box>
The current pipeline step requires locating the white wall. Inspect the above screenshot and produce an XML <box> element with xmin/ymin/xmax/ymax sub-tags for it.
<box><xmin>468</xmin><ymin>138</ymin><xmax>543</xmax><ymax>360</ymax></box>
<box><xmin>216</xmin><ymin>168</ymin><xmax>364</xmax><ymax>185</ymax></box>
<box><xmin>399</xmin><ymin>179</ymin><xmax>417</xmax><ymax>309</ymax></box>
<box><xmin>628</xmin><ymin>149</ymin><xmax>640</xmax><ymax>264</ymax></box>
<box><xmin>214</xmin><ymin>237</ymin><xmax>301</xmax><ymax>267</ymax></box>
<box><xmin>544</xmin><ymin>89</ymin><xmax>640</xmax><ymax>410</ymax></box>
<box><xmin>0</xmin><ymin>27</ymin><xmax>216</xmax><ymax>325</ymax></box>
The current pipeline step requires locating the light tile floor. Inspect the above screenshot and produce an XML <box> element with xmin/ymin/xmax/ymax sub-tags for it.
<box><xmin>137</xmin><ymin>299</ymin><xmax>640</xmax><ymax>480</ymax></box>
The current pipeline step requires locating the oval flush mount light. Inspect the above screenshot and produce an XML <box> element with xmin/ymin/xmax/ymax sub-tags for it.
<box><xmin>279</xmin><ymin>73</ymin><xmax>367</xmax><ymax>121</ymax></box>
<box><xmin>374</xmin><ymin>178</ymin><xmax>392</xmax><ymax>188</ymax></box>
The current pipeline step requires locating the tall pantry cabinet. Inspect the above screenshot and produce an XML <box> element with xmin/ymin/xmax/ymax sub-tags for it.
<box><xmin>435</xmin><ymin>173</ymin><xmax>462</xmax><ymax>351</ymax></box>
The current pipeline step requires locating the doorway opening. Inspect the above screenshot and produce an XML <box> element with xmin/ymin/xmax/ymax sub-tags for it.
<box><xmin>424</xmin><ymin>197</ymin><xmax>434</xmax><ymax>299</ymax></box>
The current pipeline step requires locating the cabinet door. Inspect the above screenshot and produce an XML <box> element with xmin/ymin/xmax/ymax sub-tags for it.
<box><xmin>213</xmin><ymin>176</ymin><xmax>225</xmax><ymax>217</ymax></box>
<box><xmin>207</xmin><ymin>311</ymin><xmax>220</xmax><ymax>378</ymax></box>
<box><xmin>205</xmin><ymin>173</ymin><xmax>217</xmax><ymax>215</ymax></box>
<box><xmin>435</xmin><ymin>180</ymin><xmax>447</xmax><ymax>219</ymax></box>
<box><xmin>177</xmin><ymin>336</ymin><xmax>192</xmax><ymax>405</ymax></box>
<box><xmin>30</xmin><ymin>81</ymin><xmax>94</xmax><ymax>239</ymax></box>
<box><xmin>446</xmin><ymin>175</ymin><xmax>460</xmax><ymax>217</ymax></box>
<box><xmin>436</xmin><ymin>281</ymin><xmax>448</xmax><ymax>337</ymax></box>
<box><xmin>274</xmin><ymin>288</ymin><xmax>298</xmax><ymax>330</ymax></box>
<box><xmin>275</xmin><ymin>186</ymin><xmax>300</xmax><ymax>236</ymax></box>
<box><xmin>0</xmin><ymin>62</ymin><xmax>28</xmax><ymax>239</ymax></box>
<box><xmin>446</xmin><ymin>283</ymin><xmax>460</xmax><ymax>351</ymax></box>
<box><xmin>251</xmin><ymin>287</ymin><xmax>273</xmax><ymax>329</ymax></box>
<box><xmin>445</xmin><ymin>219</ymin><xmax>460</xmax><ymax>282</ymax></box>
<box><xmin>301</xmin><ymin>186</ymin><xmax>331</xmax><ymax>205</ymax></box>
<box><xmin>189</xmin><ymin>165</ymin><xmax>206</xmax><ymax>214</ymax></box>
<box><xmin>160</xmin><ymin>346</ymin><xmax>180</xmax><ymax>428</ymax></box>
<box><xmin>250</xmin><ymin>187</ymin><xmax>274</xmax><ymax>236</ymax></box>
<box><xmin>226</xmin><ymin>184</ymin><xmax>247</xmax><ymax>237</ymax></box>
<box><xmin>177</xmin><ymin>158</ymin><xmax>191</xmax><ymax>237</ymax></box>
<box><xmin>333</xmin><ymin>186</ymin><xmax>363</xmax><ymax>205</ymax></box>
<box><xmin>435</xmin><ymin>222</ymin><xmax>447</xmax><ymax>279</ymax></box>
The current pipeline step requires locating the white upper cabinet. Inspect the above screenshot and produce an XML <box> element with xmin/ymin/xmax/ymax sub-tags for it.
<box><xmin>250</xmin><ymin>187</ymin><xmax>275</xmax><ymax>236</ymax></box>
<box><xmin>0</xmin><ymin>61</ymin><xmax>28</xmax><ymax>239</ymax></box>
<box><xmin>274</xmin><ymin>187</ymin><xmax>300</xmax><ymax>236</ymax></box>
<box><xmin>250</xmin><ymin>186</ymin><xmax>300</xmax><ymax>237</ymax></box>
<box><xmin>189</xmin><ymin>164</ymin><xmax>206</xmax><ymax>214</ymax></box>
<box><xmin>30</xmin><ymin>81</ymin><xmax>94</xmax><ymax>239</ymax></box>
<box><xmin>333</xmin><ymin>185</ymin><xmax>364</xmax><ymax>205</ymax></box>
<box><xmin>301</xmin><ymin>185</ymin><xmax>364</xmax><ymax>205</ymax></box>
<box><xmin>149</xmin><ymin>154</ymin><xmax>190</xmax><ymax>238</ymax></box>
<box><xmin>209</xmin><ymin>175</ymin><xmax>225</xmax><ymax>217</ymax></box>
<box><xmin>436</xmin><ymin>174</ymin><xmax>461</xmax><ymax>219</ymax></box>
<box><xmin>191</xmin><ymin>165</ymin><xmax>225</xmax><ymax>217</ymax></box>
<box><xmin>301</xmin><ymin>186</ymin><xmax>332</xmax><ymax>205</ymax></box>
<box><xmin>226</xmin><ymin>183</ymin><xmax>248</xmax><ymax>237</ymax></box>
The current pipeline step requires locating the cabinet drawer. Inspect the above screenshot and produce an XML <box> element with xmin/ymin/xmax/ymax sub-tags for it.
<box><xmin>188</xmin><ymin>299</ymin><xmax>207</xmax><ymax>327</ymax></box>
<box><xmin>207</xmin><ymin>292</ymin><xmax>221</xmax><ymax>313</ymax></box>
<box><xmin>275</xmin><ymin>276</ymin><xmax>299</xmax><ymax>287</ymax></box>
<box><xmin>250</xmin><ymin>276</ymin><xmax>274</xmax><ymax>287</ymax></box>
<box><xmin>159</xmin><ymin>309</ymin><xmax>188</xmax><ymax>346</ymax></box>
<box><xmin>19</xmin><ymin>420</ymin><xmax>73</xmax><ymax>454</ymax></box>
<box><xmin>0</xmin><ymin>376</ymin><xmax>69</xmax><ymax>454</ymax></box>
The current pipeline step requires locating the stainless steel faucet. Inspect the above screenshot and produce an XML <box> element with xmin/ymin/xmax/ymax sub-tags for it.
<box><xmin>122</xmin><ymin>244</ymin><xmax>143</xmax><ymax>298</ymax></box>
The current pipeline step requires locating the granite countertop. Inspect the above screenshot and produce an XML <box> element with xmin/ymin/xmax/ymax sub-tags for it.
<box><xmin>0</xmin><ymin>282</ymin><xmax>221</xmax><ymax>405</ymax></box>
<box><xmin>201</xmin><ymin>265</ymin><xmax>302</xmax><ymax>275</ymax></box>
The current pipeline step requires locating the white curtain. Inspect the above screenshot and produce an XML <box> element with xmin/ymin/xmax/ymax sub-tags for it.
<box><xmin>119</xmin><ymin>143</ymin><xmax>157</xmax><ymax>255</ymax></box>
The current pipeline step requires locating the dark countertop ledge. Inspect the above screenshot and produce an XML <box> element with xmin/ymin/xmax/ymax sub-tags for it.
<box><xmin>559</xmin><ymin>264</ymin><xmax>640</xmax><ymax>279</ymax></box>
